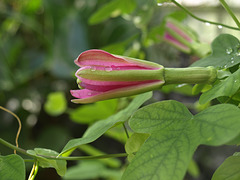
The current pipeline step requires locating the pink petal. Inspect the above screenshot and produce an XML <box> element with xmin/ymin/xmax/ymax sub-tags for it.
<box><xmin>70</xmin><ymin>89</ymin><xmax>101</xmax><ymax>99</ymax></box>
<box><xmin>80</xmin><ymin>80</ymin><xmax>159</xmax><ymax>92</ymax></box>
<box><xmin>166</xmin><ymin>22</ymin><xmax>192</xmax><ymax>42</ymax></box>
<box><xmin>75</xmin><ymin>49</ymin><xmax>130</xmax><ymax>67</ymax></box>
<box><xmin>71</xmin><ymin>80</ymin><xmax>164</xmax><ymax>104</ymax></box>
<box><xmin>164</xmin><ymin>33</ymin><xmax>190</xmax><ymax>51</ymax></box>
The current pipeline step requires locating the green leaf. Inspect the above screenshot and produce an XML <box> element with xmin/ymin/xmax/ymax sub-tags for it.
<box><xmin>122</xmin><ymin>100</ymin><xmax>240</xmax><ymax>180</ymax></box>
<box><xmin>199</xmin><ymin>69</ymin><xmax>240</xmax><ymax>104</ymax></box>
<box><xmin>44</xmin><ymin>92</ymin><xmax>67</xmax><ymax>116</ymax></box>
<box><xmin>89</xmin><ymin>0</ymin><xmax>136</xmax><ymax>25</ymax></box>
<box><xmin>60</xmin><ymin>92</ymin><xmax>152</xmax><ymax>155</ymax></box>
<box><xmin>69</xmin><ymin>99</ymin><xmax>118</xmax><ymax>124</ymax></box>
<box><xmin>191</xmin><ymin>34</ymin><xmax>240</xmax><ymax>69</ymax></box>
<box><xmin>0</xmin><ymin>154</ymin><xmax>25</xmax><ymax>180</ymax></box>
<box><xmin>212</xmin><ymin>155</ymin><xmax>240</xmax><ymax>180</ymax></box>
<box><xmin>27</xmin><ymin>148</ymin><xmax>67</xmax><ymax>176</ymax></box>
<box><xmin>63</xmin><ymin>160</ymin><xmax>122</xmax><ymax>180</ymax></box>
<box><xmin>125</xmin><ymin>133</ymin><xmax>149</xmax><ymax>162</ymax></box>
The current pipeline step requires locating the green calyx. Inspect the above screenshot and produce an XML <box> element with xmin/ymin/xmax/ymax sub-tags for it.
<box><xmin>164</xmin><ymin>66</ymin><xmax>217</xmax><ymax>85</ymax></box>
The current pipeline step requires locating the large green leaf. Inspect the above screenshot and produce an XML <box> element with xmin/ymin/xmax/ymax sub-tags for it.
<box><xmin>27</xmin><ymin>148</ymin><xmax>67</xmax><ymax>176</ymax></box>
<box><xmin>0</xmin><ymin>154</ymin><xmax>25</xmax><ymax>180</ymax></box>
<box><xmin>199</xmin><ymin>69</ymin><xmax>240</xmax><ymax>104</ymax></box>
<box><xmin>60</xmin><ymin>92</ymin><xmax>152</xmax><ymax>155</ymax></box>
<box><xmin>212</xmin><ymin>153</ymin><xmax>240</xmax><ymax>180</ymax></box>
<box><xmin>191</xmin><ymin>34</ymin><xmax>240</xmax><ymax>69</ymax></box>
<box><xmin>122</xmin><ymin>100</ymin><xmax>240</xmax><ymax>180</ymax></box>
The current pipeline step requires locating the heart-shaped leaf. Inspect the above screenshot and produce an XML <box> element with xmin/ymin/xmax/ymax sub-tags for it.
<box><xmin>191</xmin><ymin>34</ymin><xmax>240</xmax><ymax>69</ymax></box>
<box><xmin>122</xmin><ymin>100</ymin><xmax>240</xmax><ymax>180</ymax></box>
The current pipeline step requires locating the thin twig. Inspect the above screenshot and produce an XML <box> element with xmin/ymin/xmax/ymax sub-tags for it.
<box><xmin>0</xmin><ymin>106</ymin><xmax>22</xmax><ymax>154</ymax></box>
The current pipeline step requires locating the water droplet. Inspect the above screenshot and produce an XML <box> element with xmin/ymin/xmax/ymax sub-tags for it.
<box><xmin>224</xmin><ymin>65</ymin><xmax>227</xmax><ymax>68</ymax></box>
<box><xmin>234</xmin><ymin>80</ymin><xmax>238</xmax><ymax>83</ymax></box>
<box><xmin>231</xmin><ymin>57</ymin><xmax>234</xmax><ymax>60</ymax></box>
<box><xmin>205</xmin><ymin>22</ymin><xmax>211</xmax><ymax>26</ymax></box>
<box><xmin>157</xmin><ymin>3</ymin><xmax>163</xmax><ymax>6</ymax></box>
<box><xmin>90</xmin><ymin>66</ymin><xmax>96</xmax><ymax>71</ymax></box>
<box><xmin>235</xmin><ymin>52</ymin><xmax>240</xmax><ymax>56</ymax></box>
<box><xmin>87</xmin><ymin>92</ymin><xmax>92</xmax><ymax>96</ymax></box>
<box><xmin>231</xmin><ymin>60</ymin><xmax>234</xmax><ymax>63</ymax></box>
<box><xmin>116</xmin><ymin>67</ymin><xmax>121</xmax><ymax>70</ymax></box>
<box><xmin>105</xmin><ymin>66</ymin><xmax>112</xmax><ymax>72</ymax></box>
<box><xmin>218</xmin><ymin>25</ymin><xmax>223</xmax><ymax>29</ymax></box>
<box><xmin>226</xmin><ymin>48</ymin><xmax>233</xmax><ymax>54</ymax></box>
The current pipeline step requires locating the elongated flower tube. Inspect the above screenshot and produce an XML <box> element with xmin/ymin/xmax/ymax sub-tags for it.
<box><xmin>71</xmin><ymin>50</ymin><xmax>165</xmax><ymax>103</ymax></box>
<box><xmin>164</xmin><ymin>18</ymin><xmax>211</xmax><ymax>57</ymax></box>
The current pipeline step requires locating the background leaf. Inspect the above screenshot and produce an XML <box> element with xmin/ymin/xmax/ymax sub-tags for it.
<box><xmin>60</xmin><ymin>92</ymin><xmax>152</xmax><ymax>155</ymax></box>
<box><xmin>122</xmin><ymin>100</ymin><xmax>240</xmax><ymax>180</ymax></box>
<box><xmin>69</xmin><ymin>99</ymin><xmax>118</xmax><ymax>124</ymax></box>
<box><xmin>0</xmin><ymin>154</ymin><xmax>25</xmax><ymax>180</ymax></box>
<box><xmin>63</xmin><ymin>160</ymin><xmax>122</xmax><ymax>180</ymax></box>
<box><xmin>89</xmin><ymin>0</ymin><xmax>136</xmax><ymax>25</ymax></box>
<box><xmin>212</xmin><ymin>154</ymin><xmax>240</xmax><ymax>180</ymax></box>
<box><xmin>191</xmin><ymin>34</ymin><xmax>240</xmax><ymax>69</ymax></box>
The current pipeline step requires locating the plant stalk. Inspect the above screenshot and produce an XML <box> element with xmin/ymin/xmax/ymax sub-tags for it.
<box><xmin>219</xmin><ymin>0</ymin><xmax>240</xmax><ymax>29</ymax></box>
<box><xmin>164</xmin><ymin>67</ymin><xmax>217</xmax><ymax>85</ymax></box>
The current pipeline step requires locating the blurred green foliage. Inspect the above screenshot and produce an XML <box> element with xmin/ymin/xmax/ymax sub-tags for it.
<box><xmin>1</xmin><ymin>0</ymin><xmax>238</xmax><ymax>179</ymax></box>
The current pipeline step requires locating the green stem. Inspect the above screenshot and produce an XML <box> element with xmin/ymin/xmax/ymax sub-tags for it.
<box><xmin>0</xmin><ymin>138</ymin><xmax>127</xmax><ymax>161</ymax></box>
<box><xmin>0</xmin><ymin>138</ymin><xmax>33</xmax><ymax>157</ymax></box>
<box><xmin>219</xmin><ymin>0</ymin><xmax>240</xmax><ymax>29</ymax></box>
<box><xmin>164</xmin><ymin>67</ymin><xmax>217</xmax><ymax>85</ymax></box>
<box><xmin>171</xmin><ymin>0</ymin><xmax>240</xmax><ymax>31</ymax></box>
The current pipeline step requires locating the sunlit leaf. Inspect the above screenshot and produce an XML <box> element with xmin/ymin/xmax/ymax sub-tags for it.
<box><xmin>123</xmin><ymin>100</ymin><xmax>240</xmax><ymax>180</ymax></box>
<box><xmin>44</xmin><ymin>92</ymin><xmax>67</xmax><ymax>116</ymax></box>
<box><xmin>0</xmin><ymin>154</ymin><xmax>25</xmax><ymax>180</ymax></box>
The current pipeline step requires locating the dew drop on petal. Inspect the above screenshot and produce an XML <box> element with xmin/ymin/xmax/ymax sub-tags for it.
<box><xmin>90</xmin><ymin>66</ymin><xmax>96</xmax><ymax>71</ymax></box>
<box><xmin>87</xmin><ymin>92</ymin><xmax>92</xmax><ymax>96</ymax></box>
<box><xmin>226</xmin><ymin>48</ymin><xmax>233</xmax><ymax>54</ymax></box>
<box><xmin>105</xmin><ymin>66</ymin><xmax>113</xmax><ymax>72</ymax></box>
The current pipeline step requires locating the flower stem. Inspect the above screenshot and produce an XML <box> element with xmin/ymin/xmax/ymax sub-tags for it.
<box><xmin>164</xmin><ymin>67</ymin><xmax>217</xmax><ymax>85</ymax></box>
<box><xmin>219</xmin><ymin>0</ymin><xmax>240</xmax><ymax>29</ymax></box>
<box><xmin>171</xmin><ymin>0</ymin><xmax>240</xmax><ymax>31</ymax></box>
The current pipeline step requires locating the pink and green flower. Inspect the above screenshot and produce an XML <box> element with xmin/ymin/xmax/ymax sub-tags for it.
<box><xmin>71</xmin><ymin>50</ymin><xmax>165</xmax><ymax>103</ymax></box>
